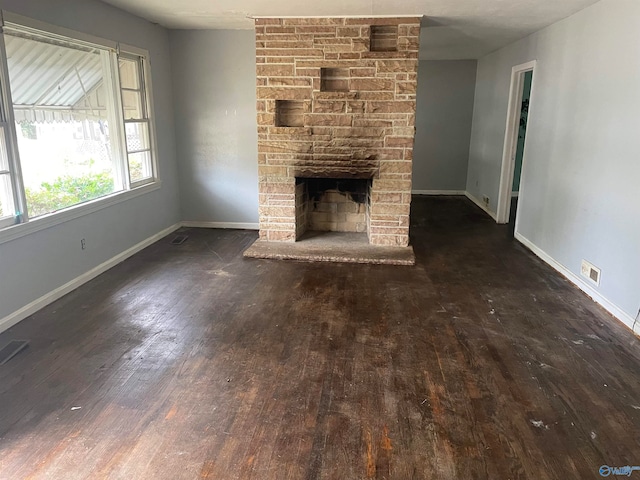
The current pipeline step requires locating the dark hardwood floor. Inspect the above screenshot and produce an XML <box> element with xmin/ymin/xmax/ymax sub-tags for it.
<box><xmin>0</xmin><ymin>196</ymin><xmax>638</xmax><ymax>479</ymax></box>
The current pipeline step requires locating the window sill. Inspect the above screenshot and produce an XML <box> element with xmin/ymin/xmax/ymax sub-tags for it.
<box><xmin>0</xmin><ymin>180</ymin><xmax>161</xmax><ymax>246</ymax></box>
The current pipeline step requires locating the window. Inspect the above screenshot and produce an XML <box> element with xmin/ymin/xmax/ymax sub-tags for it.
<box><xmin>0</xmin><ymin>14</ymin><xmax>157</xmax><ymax>231</ymax></box>
<box><xmin>119</xmin><ymin>56</ymin><xmax>153</xmax><ymax>185</ymax></box>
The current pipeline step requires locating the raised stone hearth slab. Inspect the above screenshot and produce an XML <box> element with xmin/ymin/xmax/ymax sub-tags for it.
<box><xmin>243</xmin><ymin>232</ymin><xmax>415</xmax><ymax>265</ymax></box>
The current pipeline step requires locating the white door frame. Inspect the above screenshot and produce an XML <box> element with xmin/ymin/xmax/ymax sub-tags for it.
<box><xmin>496</xmin><ymin>60</ymin><xmax>536</xmax><ymax>224</ymax></box>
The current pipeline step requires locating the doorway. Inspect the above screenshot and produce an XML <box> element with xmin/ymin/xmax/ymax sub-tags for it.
<box><xmin>496</xmin><ymin>61</ymin><xmax>536</xmax><ymax>230</ymax></box>
<box><xmin>508</xmin><ymin>70</ymin><xmax>533</xmax><ymax>235</ymax></box>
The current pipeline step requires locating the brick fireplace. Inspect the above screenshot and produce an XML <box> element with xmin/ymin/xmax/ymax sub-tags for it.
<box><xmin>255</xmin><ymin>17</ymin><xmax>420</xmax><ymax>247</ymax></box>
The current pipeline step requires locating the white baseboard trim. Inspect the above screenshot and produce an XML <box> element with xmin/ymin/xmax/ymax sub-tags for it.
<box><xmin>464</xmin><ymin>191</ymin><xmax>498</xmax><ymax>221</ymax></box>
<box><xmin>412</xmin><ymin>190</ymin><xmax>466</xmax><ymax>196</ymax></box>
<box><xmin>515</xmin><ymin>232</ymin><xmax>638</xmax><ymax>335</ymax></box>
<box><xmin>181</xmin><ymin>221</ymin><xmax>259</xmax><ymax>230</ymax></box>
<box><xmin>0</xmin><ymin>222</ymin><xmax>181</xmax><ymax>335</ymax></box>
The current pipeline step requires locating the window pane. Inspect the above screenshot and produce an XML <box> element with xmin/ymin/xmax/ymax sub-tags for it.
<box><xmin>122</xmin><ymin>90</ymin><xmax>143</xmax><ymax>120</ymax></box>
<box><xmin>125</xmin><ymin>122</ymin><xmax>150</xmax><ymax>152</ymax></box>
<box><xmin>4</xmin><ymin>32</ymin><xmax>122</xmax><ymax>218</ymax></box>
<box><xmin>119</xmin><ymin>58</ymin><xmax>140</xmax><ymax>90</ymax></box>
<box><xmin>0</xmin><ymin>127</ymin><xmax>9</xmax><ymax>171</ymax></box>
<box><xmin>128</xmin><ymin>151</ymin><xmax>152</xmax><ymax>184</ymax></box>
<box><xmin>0</xmin><ymin>173</ymin><xmax>14</xmax><ymax>218</ymax></box>
<box><xmin>0</xmin><ymin>128</ymin><xmax>15</xmax><ymax>218</ymax></box>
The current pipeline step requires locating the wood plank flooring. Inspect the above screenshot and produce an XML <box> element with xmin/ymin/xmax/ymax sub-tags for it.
<box><xmin>0</xmin><ymin>196</ymin><xmax>638</xmax><ymax>479</ymax></box>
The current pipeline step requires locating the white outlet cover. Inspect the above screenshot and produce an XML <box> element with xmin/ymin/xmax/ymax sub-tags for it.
<box><xmin>581</xmin><ymin>259</ymin><xmax>601</xmax><ymax>286</ymax></box>
<box><xmin>580</xmin><ymin>261</ymin><xmax>589</xmax><ymax>277</ymax></box>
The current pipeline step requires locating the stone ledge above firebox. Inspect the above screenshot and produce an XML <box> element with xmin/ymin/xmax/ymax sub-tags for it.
<box><xmin>291</xmin><ymin>166</ymin><xmax>378</xmax><ymax>180</ymax></box>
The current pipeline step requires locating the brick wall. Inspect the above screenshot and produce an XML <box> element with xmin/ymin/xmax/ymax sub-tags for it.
<box><xmin>256</xmin><ymin>17</ymin><xmax>420</xmax><ymax>246</ymax></box>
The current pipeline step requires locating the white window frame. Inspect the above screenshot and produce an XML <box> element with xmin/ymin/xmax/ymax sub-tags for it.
<box><xmin>0</xmin><ymin>28</ymin><xmax>24</xmax><ymax>230</ymax></box>
<box><xmin>118</xmin><ymin>47</ymin><xmax>158</xmax><ymax>188</ymax></box>
<box><xmin>0</xmin><ymin>12</ymin><xmax>161</xmax><ymax>245</ymax></box>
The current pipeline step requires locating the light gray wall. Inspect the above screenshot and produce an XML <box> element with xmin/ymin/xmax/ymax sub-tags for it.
<box><xmin>466</xmin><ymin>0</ymin><xmax>640</xmax><ymax>319</ymax></box>
<box><xmin>0</xmin><ymin>0</ymin><xmax>179</xmax><ymax>322</ymax></box>
<box><xmin>170</xmin><ymin>30</ymin><xmax>258</xmax><ymax>225</ymax></box>
<box><xmin>413</xmin><ymin>60</ymin><xmax>477</xmax><ymax>192</ymax></box>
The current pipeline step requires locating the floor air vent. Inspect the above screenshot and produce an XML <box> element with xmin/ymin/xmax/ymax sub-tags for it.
<box><xmin>171</xmin><ymin>235</ymin><xmax>189</xmax><ymax>245</ymax></box>
<box><xmin>0</xmin><ymin>340</ymin><xmax>29</xmax><ymax>365</ymax></box>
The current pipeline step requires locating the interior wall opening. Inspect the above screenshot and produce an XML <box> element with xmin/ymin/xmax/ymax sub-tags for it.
<box><xmin>508</xmin><ymin>69</ymin><xmax>533</xmax><ymax>237</ymax></box>
<box><xmin>496</xmin><ymin>60</ymin><xmax>536</xmax><ymax>228</ymax></box>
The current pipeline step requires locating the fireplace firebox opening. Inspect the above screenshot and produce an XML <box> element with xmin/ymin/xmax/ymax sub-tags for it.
<box><xmin>295</xmin><ymin>177</ymin><xmax>372</xmax><ymax>239</ymax></box>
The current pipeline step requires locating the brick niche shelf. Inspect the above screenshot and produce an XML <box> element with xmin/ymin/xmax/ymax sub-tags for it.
<box><xmin>255</xmin><ymin>17</ymin><xmax>421</xmax><ymax>246</ymax></box>
<box><xmin>275</xmin><ymin>100</ymin><xmax>305</xmax><ymax>127</ymax></box>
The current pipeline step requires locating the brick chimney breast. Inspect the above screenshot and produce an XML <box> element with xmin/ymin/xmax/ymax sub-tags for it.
<box><xmin>255</xmin><ymin>17</ymin><xmax>421</xmax><ymax>246</ymax></box>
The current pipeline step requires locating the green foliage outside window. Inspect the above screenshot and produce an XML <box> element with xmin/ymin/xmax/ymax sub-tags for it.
<box><xmin>26</xmin><ymin>171</ymin><xmax>115</xmax><ymax>217</ymax></box>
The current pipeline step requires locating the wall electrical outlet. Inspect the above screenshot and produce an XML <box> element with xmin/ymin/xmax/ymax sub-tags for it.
<box><xmin>581</xmin><ymin>260</ymin><xmax>601</xmax><ymax>286</ymax></box>
<box><xmin>482</xmin><ymin>195</ymin><xmax>490</xmax><ymax>207</ymax></box>
<box><xmin>81</xmin><ymin>238</ymin><xmax>86</xmax><ymax>250</ymax></box>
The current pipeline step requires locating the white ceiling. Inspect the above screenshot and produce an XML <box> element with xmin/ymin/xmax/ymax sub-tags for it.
<box><xmin>99</xmin><ymin>0</ymin><xmax>601</xmax><ymax>59</ymax></box>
